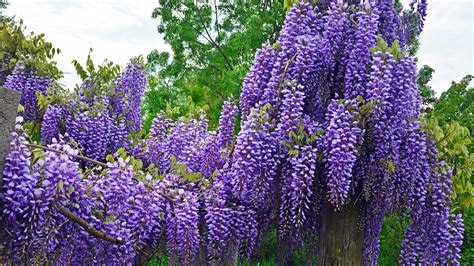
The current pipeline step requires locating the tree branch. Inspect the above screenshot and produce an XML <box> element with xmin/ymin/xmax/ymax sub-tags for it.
<box><xmin>52</xmin><ymin>203</ymin><xmax>125</xmax><ymax>245</ymax></box>
<box><xmin>26</xmin><ymin>143</ymin><xmax>108</xmax><ymax>168</ymax></box>
<box><xmin>275</xmin><ymin>52</ymin><xmax>298</xmax><ymax>113</ymax></box>
<box><xmin>213</xmin><ymin>0</ymin><xmax>221</xmax><ymax>43</ymax></box>
<box><xmin>194</xmin><ymin>5</ymin><xmax>233</xmax><ymax>69</ymax></box>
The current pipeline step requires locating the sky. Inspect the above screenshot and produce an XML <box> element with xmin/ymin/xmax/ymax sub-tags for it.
<box><xmin>5</xmin><ymin>0</ymin><xmax>473</xmax><ymax>94</ymax></box>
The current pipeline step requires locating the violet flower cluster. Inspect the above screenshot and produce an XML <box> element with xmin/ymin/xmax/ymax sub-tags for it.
<box><xmin>41</xmin><ymin>104</ymin><xmax>63</xmax><ymax>144</ymax></box>
<box><xmin>39</xmin><ymin>63</ymin><xmax>146</xmax><ymax>160</ymax></box>
<box><xmin>323</xmin><ymin>99</ymin><xmax>362</xmax><ymax>209</ymax></box>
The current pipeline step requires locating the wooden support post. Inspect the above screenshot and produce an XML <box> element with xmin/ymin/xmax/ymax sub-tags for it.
<box><xmin>0</xmin><ymin>86</ymin><xmax>20</xmax><ymax>187</ymax></box>
<box><xmin>318</xmin><ymin>198</ymin><xmax>365</xmax><ymax>266</ymax></box>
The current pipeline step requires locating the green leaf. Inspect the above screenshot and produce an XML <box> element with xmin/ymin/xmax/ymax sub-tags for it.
<box><xmin>387</xmin><ymin>161</ymin><xmax>395</xmax><ymax>173</ymax></box>
<box><xmin>106</xmin><ymin>154</ymin><xmax>114</xmax><ymax>163</ymax></box>
<box><xmin>57</xmin><ymin>180</ymin><xmax>64</xmax><ymax>191</ymax></box>
<box><xmin>17</xmin><ymin>104</ymin><xmax>25</xmax><ymax>113</ymax></box>
<box><xmin>105</xmin><ymin>215</ymin><xmax>117</xmax><ymax>223</ymax></box>
<box><xmin>67</xmin><ymin>185</ymin><xmax>74</xmax><ymax>195</ymax></box>
<box><xmin>288</xmin><ymin>149</ymin><xmax>299</xmax><ymax>156</ymax></box>
<box><xmin>32</xmin><ymin>149</ymin><xmax>44</xmax><ymax>163</ymax></box>
<box><xmin>461</xmin><ymin>196</ymin><xmax>474</xmax><ymax>208</ymax></box>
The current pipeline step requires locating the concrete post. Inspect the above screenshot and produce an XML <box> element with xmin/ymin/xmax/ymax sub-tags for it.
<box><xmin>0</xmin><ymin>86</ymin><xmax>21</xmax><ymax>186</ymax></box>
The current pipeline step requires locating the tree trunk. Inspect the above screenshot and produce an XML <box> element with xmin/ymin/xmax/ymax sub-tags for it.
<box><xmin>0</xmin><ymin>86</ymin><xmax>21</xmax><ymax>187</ymax></box>
<box><xmin>318</xmin><ymin>197</ymin><xmax>365</xmax><ymax>266</ymax></box>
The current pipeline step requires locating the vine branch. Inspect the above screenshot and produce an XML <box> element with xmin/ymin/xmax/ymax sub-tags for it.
<box><xmin>52</xmin><ymin>203</ymin><xmax>125</xmax><ymax>245</ymax></box>
<box><xmin>26</xmin><ymin>143</ymin><xmax>107</xmax><ymax>168</ymax></box>
<box><xmin>275</xmin><ymin>52</ymin><xmax>298</xmax><ymax>113</ymax></box>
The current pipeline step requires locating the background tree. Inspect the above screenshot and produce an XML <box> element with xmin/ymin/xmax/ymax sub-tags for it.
<box><xmin>142</xmin><ymin>0</ymin><xmax>285</xmax><ymax>129</ymax></box>
<box><xmin>417</xmin><ymin>64</ymin><xmax>436</xmax><ymax>112</ymax></box>
<box><xmin>429</xmin><ymin>75</ymin><xmax>473</xmax><ymax>137</ymax></box>
<box><xmin>0</xmin><ymin>0</ymin><xmax>8</xmax><ymax>21</ymax></box>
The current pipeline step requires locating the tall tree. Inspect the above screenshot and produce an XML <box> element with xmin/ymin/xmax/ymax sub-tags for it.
<box><xmin>143</xmin><ymin>0</ymin><xmax>285</xmax><ymax>129</ymax></box>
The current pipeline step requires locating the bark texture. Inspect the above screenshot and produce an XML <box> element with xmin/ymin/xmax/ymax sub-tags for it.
<box><xmin>318</xmin><ymin>198</ymin><xmax>365</xmax><ymax>266</ymax></box>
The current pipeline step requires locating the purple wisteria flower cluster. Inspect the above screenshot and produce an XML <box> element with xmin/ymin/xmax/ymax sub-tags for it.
<box><xmin>4</xmin><ymin>61</ymin><xmax>146</xmax><ymax>161</ymax></box>
<box><xmin>42</xmin><ymin>63</ymin><xmax>145</xmax><ymax>161</ymax></box>
<box><xmin>1</xmin><ymin>95</ymin><xmax>239</xmax><ymax>264</ymax></box>
<box><xmin>323</xmin><ymin>99</ymin><xmax>363</xmax><ymax>209</ymax></box>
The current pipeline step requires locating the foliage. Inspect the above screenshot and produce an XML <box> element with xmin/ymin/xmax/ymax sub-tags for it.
<box><xmin>417</xmin><ymin>64</ymin><xmax>436</xmax><ymax>110</ymax></box>
<box><xmin>429</xmin><ymin>75</ymin><xmax>474</xmax><ymax>139</ymax></box>
<box><xmin>0</xmin><ymin>20</ymin><xmax>62</xmax><ymax>85</ymax></box>
<box><xmin>0</xmin><ymin>0</ymin><xmax>8</xmax><ymax>21</ymax></box>
<box><xmin>143</xmin><ymin>0</ymin><xmax>286</xmax><ymax>129</ymax></box>
<box><xmin>461</xmin><ymin>208</ymin><xmax>474</xmax><ymax>264</ymax></box>
<box><xmin>378</xmin><ymin>215</ymin><xmax>407</xmax><ymax>265</ymax></box>
<box><xmin>71</xmin><ymin>49</ymin><xmax>121</xmax><ymax>91</ymax></box>
<box><xmin>422</xmin><ymin>118</ymin><xmax>473</xmax><ymax>209</ymax></box>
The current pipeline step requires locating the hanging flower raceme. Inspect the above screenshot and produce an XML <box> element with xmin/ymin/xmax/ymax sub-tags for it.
<box><xmin>41</xmin><ymin>104</ymin><xmax>63</xmax><ymax>144</ymax></box>
<box><xmin>217</xmin><ymin>96</ymin><xmax>239</xmax><ymax>149</ymax></box>
<box><xmin>323</xmin><ymin>99</ymin><xmax>363</xmax><ymax>209</ymax></box>
<box><xmin>111</xmin><ymin>64</ymin><xmax>147</xmax><ymax>133</ymax></box>
<box><xmin>1</xmin><ymin>117</ymin><xmax>44</xmax><ymax>262</ymax></box>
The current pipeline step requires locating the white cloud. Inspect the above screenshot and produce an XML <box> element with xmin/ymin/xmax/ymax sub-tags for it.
<box><xmin>5</xmin><ymin>0</ymin><xmax>473</xmax><ymax>94</ymax></box>
<box><xmin>5</xmin><ymin>0</ymin><xmax>170</xmax><ymax>88</ymax></box>
<box><xmin>395</xmin><ymin>0</ymin><xmax>472</xmax><ymax>94</ymax></box>
<box><xmin>416</xmin><ymin>1</ymin><xmax>473</xmax><ymax>94</ymax></box>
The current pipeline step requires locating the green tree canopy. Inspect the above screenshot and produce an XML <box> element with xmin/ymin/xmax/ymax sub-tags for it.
<box><xmin>142</xmin><ymin>0</ymin><xmax>285</xmax><ymax>129</ymax></box>
<box><xmin>417</xmin><ymin>64</ymin><xmax>436</xmax><ymax>111</ymax></box>
<box><xmin>429</xmin><ymin>75</ymin><xmax>473</xmax><ymax>135</ymax></box>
